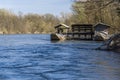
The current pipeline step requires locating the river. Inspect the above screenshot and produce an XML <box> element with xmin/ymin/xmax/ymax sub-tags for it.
<box><xmin>0</xmin><ymin>34</ymin><xmax>120</xmax><ymax>80</ymax></box>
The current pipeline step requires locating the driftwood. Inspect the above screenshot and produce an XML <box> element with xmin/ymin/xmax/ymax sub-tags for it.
<box><xmin>97</xmin><ymin>33</ymin><xmax>120</xmax><ymax>53</ymax></box>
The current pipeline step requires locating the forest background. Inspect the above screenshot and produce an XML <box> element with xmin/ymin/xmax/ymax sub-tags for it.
<box><xmin>0</xmin><ymin>0</ymin><xmax>119</xmax><ymax>34</ymax></box>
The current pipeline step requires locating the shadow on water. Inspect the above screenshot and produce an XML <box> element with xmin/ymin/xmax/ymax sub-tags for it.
<box><xmin>0</xmin><ymin>34</ymin><xmax>120</xmax><ymax>80</ymax></box>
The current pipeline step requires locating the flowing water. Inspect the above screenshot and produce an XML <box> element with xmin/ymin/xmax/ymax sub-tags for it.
<box><xmin>0</xmin><ymin>34</ymin><xmax>120</xmax><ymax>80</ymax></box>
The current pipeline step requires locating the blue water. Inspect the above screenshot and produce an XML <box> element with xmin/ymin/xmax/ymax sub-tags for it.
<box><xmin>0</xmin><ymin>34</ymin><xmax>120</xmax><ymax>80</ymax></box>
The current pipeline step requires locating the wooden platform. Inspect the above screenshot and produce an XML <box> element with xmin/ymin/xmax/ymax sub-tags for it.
<box><xmin>51</xmin><ymin>24</ymin><xmax>95</xmax><ymax>41</ymax></box>
<box><xmin>67</xmin><ymin>24</ymin><xmax>94</xmax><ymax>40</ymax></box>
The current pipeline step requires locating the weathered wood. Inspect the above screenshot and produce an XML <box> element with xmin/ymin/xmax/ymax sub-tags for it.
<box><xmin>51</xmin><ymin>33</ymin><xmax>66</xmax><ymax>41</ymax></box>
<box><xmin>93</xmin><ymin>23</ymin><xmax>110</xmax><ymax>41</ymax></box>
<box><xmin>71</xmin><ymin>24</ymin><xmax>94</xmax><ymax>40</ymax></box>
<box><xmin>51</xmin><ymin>23</ymin><xmax>95</xmax><ymax>41</ymax></box>
<box><xmin>51</xmin><ymin>24</ymin><xmax>70</xmax><ymax>41</ymax></box>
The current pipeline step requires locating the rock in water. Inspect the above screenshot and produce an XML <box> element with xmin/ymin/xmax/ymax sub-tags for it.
<box><xmin>97</xmin><ymin>33</ymin><xmax>120</xmax><ymax>53</ymax></box>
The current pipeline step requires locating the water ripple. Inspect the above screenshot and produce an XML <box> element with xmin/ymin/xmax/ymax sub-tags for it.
<box><xmin>0</xmin><ymin>34</ymin><xmax>120</xmax><ymax>80</ymax></box>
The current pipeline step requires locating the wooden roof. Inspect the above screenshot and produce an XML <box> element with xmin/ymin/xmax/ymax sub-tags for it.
<box><xmin>72</xmin><ymin>24</ymin><xmax>93</xmax><ymax>26</ymax></box>
<box><xmin>71</xmin><ymin>24</ymin><xmax>93</xmax><ymax>28</ymax></box>
<box><xmin>54</xmin><ymin>24</ymin><xmax>70</xmax><ymax>29</ymax></box>
<box><xmin>94</xmin><ymin>23</ymin><xmax>110</xmax><ymax>29</ymax></box>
